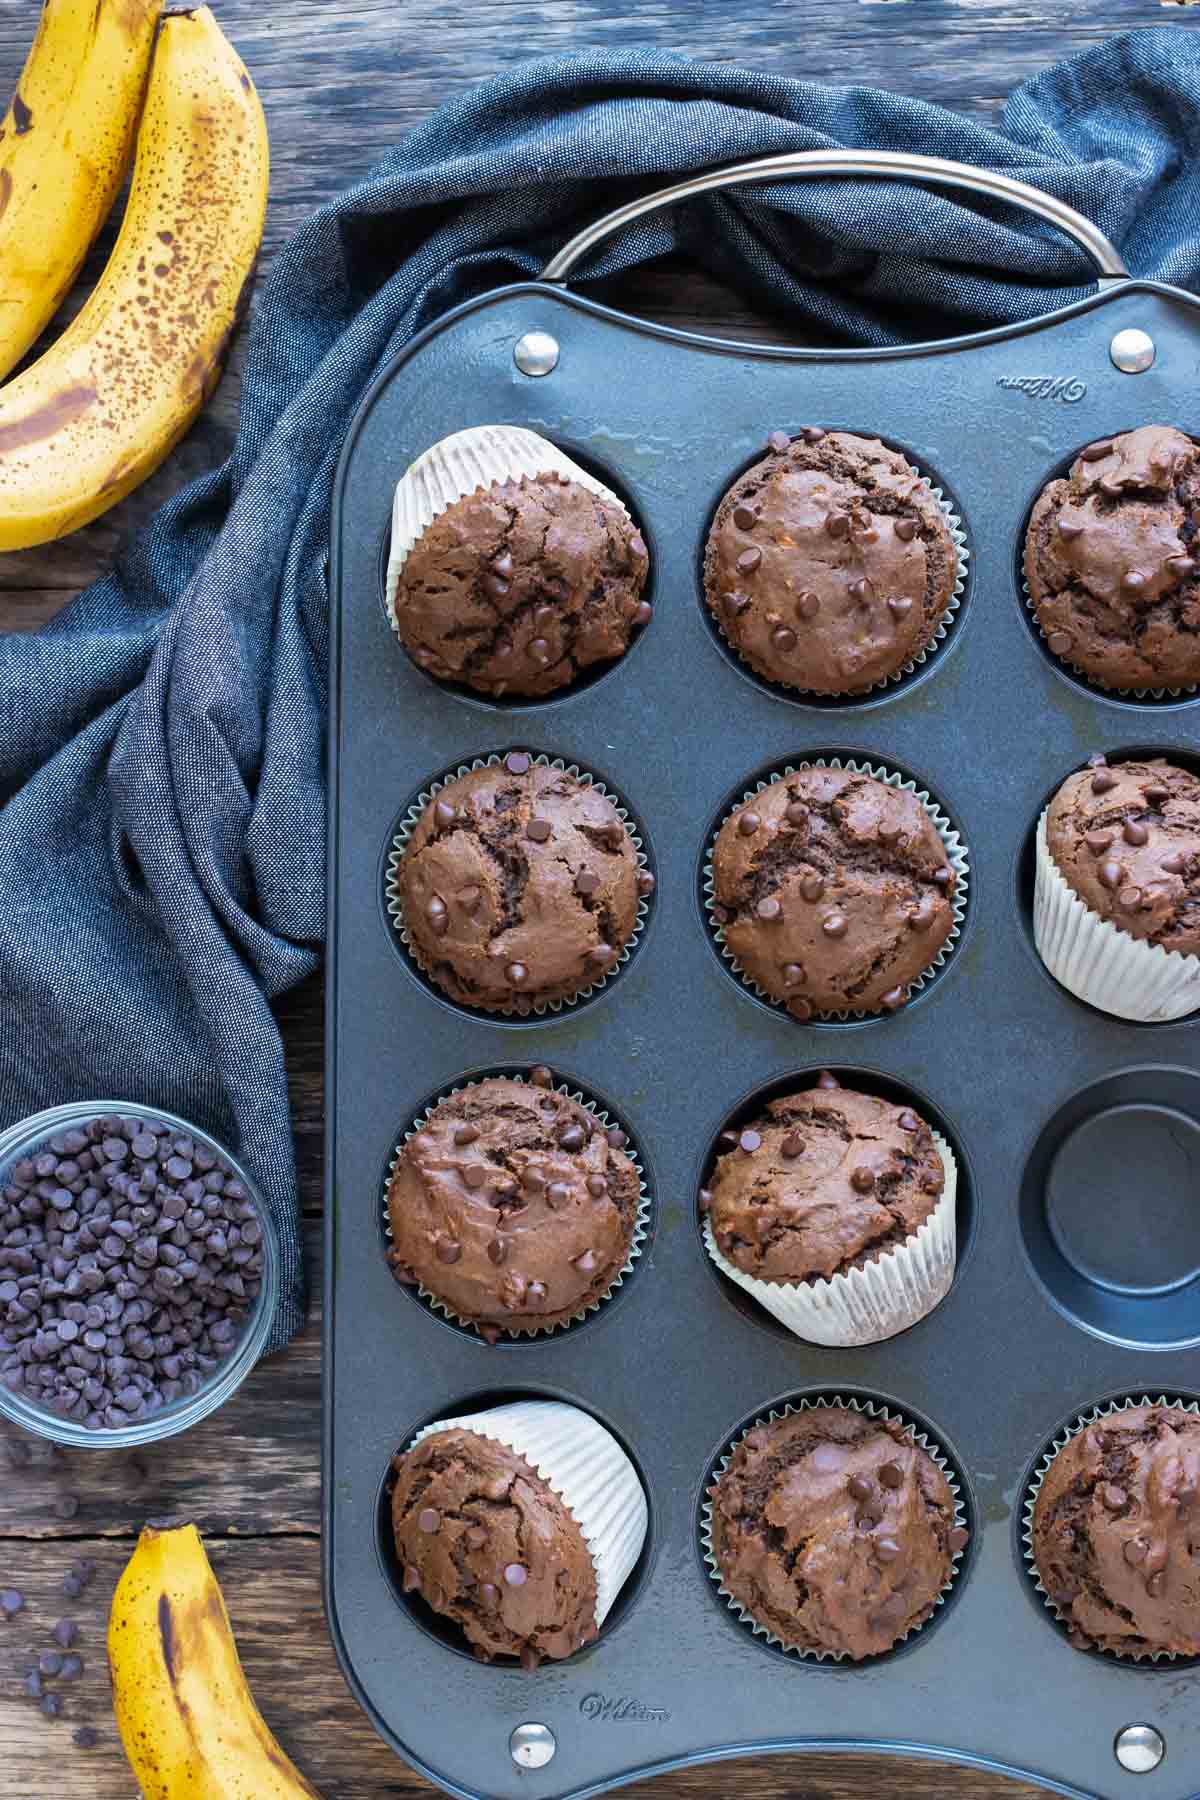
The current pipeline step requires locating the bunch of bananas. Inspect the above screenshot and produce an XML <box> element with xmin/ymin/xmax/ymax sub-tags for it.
<box><xmin>110</xmin><ymin>1523</ymin><xmax>323</xmax><ymax>1797</ymax></box>
<box><xmin>0</xmin><ymin>0</ymin><xmax>268</xmax><ymax>550</ymax></box>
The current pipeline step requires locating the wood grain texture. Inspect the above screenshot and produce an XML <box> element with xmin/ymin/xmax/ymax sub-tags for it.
<box><xmin>0</xmin><ymin>2</ymin><xmax>1191</xmax><ymax>1795</ymax></box>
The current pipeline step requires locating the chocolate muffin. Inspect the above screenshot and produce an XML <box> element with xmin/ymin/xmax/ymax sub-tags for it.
<box><xmin>704</xmin><ymin>1073</ymin><xmax>944</xmax><ymax>1285</ymax></box>
<box><xmin>1024</xmin><ymin>426</ymin><xmax>1200</xmax><ymax>691</ymax></box>
<box><xmin>1044</xmin><ymin>756</ymin><xmax>1200</xmax><ymax>955</ymax></box>
<box><xmin>1031</xmin><ymin>1404</ymin><xmax>1200</xmax><ymax>1657</ymax></box>
<box><xmin>394</xmin><ymin>752</ymin><xmax>648</xmax><ymax>1013</ymax></box>
<box><xmin>708</xmin><ymin>1406</ymin><xmax>965</xmax><ymax>1659</ymax></box>
<box><xmin>710</xmin><ymin>765</ymin><xmax>958</xmax><ymax>1017</ymax></box>
<box><xmin>704</xmin><ymin>428</ymin><xmax>958</xmax><ymax>695</ymax></box>
<box><xmin>392</xmin><ymin>473</ymin><xmax>650</xmax><ymax>698</ymax></box>
<box><xmin>386</xmin><ymin>1075</ymin><xmax>641</xmax><ymax>1338</ymax></box>
<box><xmin>391</xmin><ymin>1427</ymin><xmax>597</xmax><ymax>1666</ymax></box>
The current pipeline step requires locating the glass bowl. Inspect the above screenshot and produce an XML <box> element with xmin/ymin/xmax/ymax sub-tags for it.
<box><xmin>0</xmin><ymin>1100</ymin><xmax>279</xmax><ymax>1448</ymax></box>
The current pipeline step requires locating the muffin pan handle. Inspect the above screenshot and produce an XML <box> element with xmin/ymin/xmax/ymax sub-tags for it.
<box><xmin>540</xmin><ymin>148</ymin><xmax>1129</xmax><ymax>299</ymax></box>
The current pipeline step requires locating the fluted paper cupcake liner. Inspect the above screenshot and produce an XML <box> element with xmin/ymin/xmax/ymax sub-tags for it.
<box><xmin>704</xmin><ymin>757</ymin><xmax>970</xmax><ymax>1021</ymax></box>
<box><xmin>411</xmin><ymin>1399</ymin><xmax>648</xmax><ymax>1627</ymax></box>
<box><xmin>703</xmin><ymin>1134</ymin><xmax>956</xmax><ymax>1345</ymax></box>
<box><xmin>384</xmin><ymin>1072</ymin><xmax>649</xmax><ymax>1340</ymax></box>
<box><xmin>385</xmin><ymin>752</ymin><xmax>650</xmax><ymax>1017</ymax></box>
<box><xmin>1021</xmin><ymin>1393</ymin><xmax>1200</xmax><ymax>1663</ymax></box>
<box><xmin>1033</xmin><ymin>811</ymin><xmax>1200</xmax><ymax>1021</ymax></box>
<box><xmin>1021</xmin><ymin>574</ymin><xmax>1191</xmax><ymax>701</ymax></box>
<box><xmin>701</xmin><ymin>1396</ymin><xmax>967</xmax><ymax>1662</ymax></box>
<box><xmin>707</xmin><ymin>454</ymin><xmax>968</xmax><ymax>699</ymax></box>
<box><xmin>385</xmin><ymin>425</ymin><xmax>633</xmax><ymax>624</ymax></box>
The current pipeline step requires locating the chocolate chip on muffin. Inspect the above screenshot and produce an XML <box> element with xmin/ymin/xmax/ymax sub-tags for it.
<box><xmin>1031</xmin><ymin>1404</ymin><xmax>1200</xmax><ymax>1657</ymax></box>
<box><xmin>706</xmin><ymin>1076</ymin><xmax>944</xmax><ymax>1284</ymax></box>
<box><xmin>1044</xmin><ymin>756</ymin><xmax>1200</xmax><ymax>954</ymax></box>
<box><xmin>710</xmin><ymin>765</ymin><xmax>957</xmax><ymax>1017</ymax></box>
<box><xmin>1024</xmin><ymin>426</ymin><xmax>1200</xmax><ymax>691</ymax></box>
<box><xmin>386</xmin><ymin>1076</ymin><xmax>640</xmax><ymax>1339</ymax></box>
<box><xmin>708</xmin><ymin>1405</ymin><xmax>964</xmax><ymax>1659</ymax></box>
<box><xmin>704</xmin><ymin>429</ymin><xmax>958</xmax><ymax>695</ymax></box>
<box><xmin>391</xmin><ymin>1428</ymin><xmax>598</xmax><ymax>1666</ymax></box>
<box><xmin>391</xmin><ymin>472</ymin><xmax>649</xmax><ymax>698</ymax></box>
<box><xmin>395</xmin><ymin>754</ymin><xmax>644</xmax><ymax>1013</ymax></box>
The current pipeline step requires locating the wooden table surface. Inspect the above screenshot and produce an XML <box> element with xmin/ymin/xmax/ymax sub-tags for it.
<box><xmin>2</xmin><ymin>1</ymin><xmax>1198</xmax><ymax>1794</ymax></box>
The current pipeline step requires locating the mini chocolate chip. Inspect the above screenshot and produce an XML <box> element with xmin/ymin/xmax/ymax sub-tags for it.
<box><xmin>1118</xmin><ymin>885</ymin><xmax>1142</xmax><ymax>910</ymax></box>
<box><xmin>573</xmin><ymin>1249</ymin><xmax>597</xmax><ymax>1274</ymax></box>
<box><xmin>1162</xmin><ymin>851</ymin><xmax>1187</xmax><ymax>874</ymax></box>
<box><xmin>529</xmin><ymin>637</ymin><xmax>551</xmax><ymax>664</ymax></box>
<box><xmin>1080</xmin><ymin>438</ymin><xmax>1114</xmax><ymax>462</ymax></box>
<box><xmin>878</xmin><ymin>1461</ymin><xmax>904</xmax><ymax>1489</ymax></box>
<box><xmin>1091</xmin><ymin>769</ymin><xmax>1118</xmax><ymax>795</ymax></box>
<box><xmin>766</xmin><ymin>430</ymin><xmax>791</xmax><ymax>453</ymax></box>
<box><xmin>506</xmin><ymin>962</ymin><xmax>528</xmax><ymax>985</ymax></box>
<box><xmin>504</xmin><ymin>751</ymin><xmax>531</xmax><ymax>775</ymax></box>
<box><xmin>606</xmin><ymin>1127</ymin><xmax>627</xmax><ymax>1150</ymax></box>
<box><xmin>457</xmin><ymin>884</ymin><xmax>481</xmax><ymax>915</ymax></box>
<box><xmin>545</xmin><ymin>1181</ymin><xmax>572</xmax><ymax>1210</ymax></box>
<box><xmin>739</xmin><ymin>1130</ymin><xmax>762</xmax><ymax>1154</ymax></box>
<box><xmin>636</xmin><ymin>870</ymin><xmax>655</xmax><ymax>897</ymax></box>
<box><xmin>756</xmin><ymin>896</ymin><xmax>782</xmax><ymax>921</ymax></box>
<box><xmin>799</xmin><ymin>426</ymin><xmax>826</xmax><ymax>442</ymax></box>
<box><xmin>453</xmin><ymin>1124</ymin><xmax>480</xmax><ymax>1147</ymax></box>
<box><xmin>1144</xmin><ymin>784</ymin><xmax>1171</xmax><ymax>805</ymax></box>
<box><xmin>1057</xmin><ymin>518</ymin><xmax>1085</xmax><ymax>541</ymax></box>
<box><xmin>559</xmin><ymin>1123</ymin><xmax>587</xmax><ymax>1152</ymax></box>
<box><xmin>825</xmin><ymin>512</ymin><xmax>849</xmax><ymax>539</ymax></box>
<box><xmin>526</xmin><ymin>818</ymin><xmax>551</xmax><ymax>842</ymax></box>
<box><xmin>1100</xmin><ymin>1483</ymin><xmax>1128</xmax><ymax>1512</ymax></box>
<box><xmin>633</xmin><ymin>601</ymin><xmax>652</xmax><ymax>627</ymax></box>
<box><xmin>698</xmin><ymin>1188</ymin><xmax>713</xmax><ymax>1214</ymax></box>
<box><xmin>587</xmin><ymin>1175</ymin><xmax>607</xmax><ymax>1197</ymax></box>
<box><xmin>487</xmin><ymin>1238</ymin><xmax>508</xmax><ymax>1266</ymax></box>
<box><xmin>435</xmin><ymin>1238</ymin><xmax>461</xmax><ymax>1265</ymax></box>
<box><xmin>575</xmin><ymin>868</ymin><xmax>601</xmax><ymax>897</ymax></box>
<box><xmin>932</xmin><ymin>868</ymin><xmax>952</xmax><ymax>888</ymax></box>
<box><xmin>1123</xmin><ymin>1535</ymin><xmax>1149</xmax><ymax>1565</ymax></box>
<box><xmin>504</xmin><ymin>1563</ymin><xmax>528</xmax><ymax>1587</ymax></box>
<box><xmin>887</xmin><ymin>594</ymin><xmax>912</xmax><ymax>617</ymax></box>
<box><xmin>847</xmin><ymin>1474</ymin><xmax>873</xmax><ymax>1502</ymax></box>
<box><xmin>1146</xmin><ymin>1570</ymin><xmax>1167</xmax><ymax>1598</ymax></box>
<box><xmin>909</xmin><ymin>898</ymin><xmax>937</xmax><ymax>931</ymax></box>
<box><xmin>736</xmin><ymin>547</ymin><xmax>762</xmax><ymax>574</ymax></box>
<box><xmin>418</xmin><ymin>1507</ymin><xmax>441</xmax><ymax>1534</ymax></box>
<box><xmin>781</xmin><ymin>1132</ymin><xmax>805</xmax><ymax>1159</ymax></box>
<box><xmin>796</xmin><ymin>591</ymin><xmax>820</xmax><ymax>620</ymax></box>
<box><xmin>898</xmin><ymin>1110</ymin><xmax>920</xmax><ymax>1132</ymax></box>
<box><xmin>847</xmin><ymin>577</ymin><xmax>867</xmax><ymax>600</ymax></box>
<box><xmin>738</xmin><ymin>812</ymin><xmax>761</xmax><ymax>837</ymax></box>
<box><xmin>478</xmin><ymin>1581</ymin><xmax>500</xmax><ymax>1608</ymax></box>
<box><xmin>1122</xmin><ymin>570</ymin><xmax>1146</xmax><ymax>592</ymax></box>
<box><xmin>1085</xmin><ymin>830</ymin><xmax>1114</xmax><ymax>855</ymax></box>
<box><xmin>402</xmin><ymin>1564</ymin><xmax>422</xmax><ymax>1593</ymax></box>
<box><xmin>772</xmin><ymin>626</ymin><xmax>797</xmax><ymax>652</ymax></box>
<box><xmin>781</xmin><ymin>962</ymin><xmax>804</xmax><ymax>987</ymax></box>
<box><xmin>850</xmin><ymin>1167</ymin><xmax>875</xmax><ymax>1193</ymax></box>
<box><xmin>822</xmin><ymin>913</ymin><xmax>847</xmax><ymax>939</ymax></box>
<box><xmin>1098</xmin><ymin>859</ymin><xmax>1123</xmax><ymax>890</ymax></box>
<box><xmin>878</xmin><ymin>820</ymin><xmax>903</xmax><ymax>846</ymax></box>
<box><xmin>875</xmin><ymin>1537</ymin><xmax>902</xmax><ymax>1564</ymax></box>
<box><xmin>725</xmin><ymin>590</ymin><xmax>751</xmax><ymax>615</ymax></box>
<box><xmin>948</xmin><ymin>1526</ymin><xmax>969</xmax><ymax>1553</ymax></box>
<box><xmin>733</xmin><ymin>504</ymin><xmax>757</xmax><ymax>530</ymax></box>
<box><xmin>1046</xmin><ymin>631</ymin><xmax>1072</xmax><ymax>655</ymax></box>
<box><xmin>1123</xmin><ymin>819</ymin><xmax>1149</xmax><ymax>846</ymax></box>
<box><xmin>462</xmin><ymin>1165</ymin><xmax>489</xmax><ymax>1190</ymax></box>
<box><xmin>816</xmin><ymin>1071</ymin><xmax>840</xmax><ymax>1090</ymax></box>
<box><xmin>787</xmin><ymin>996</ymin><xmax>814</xmax><ymax>1020</ymax></box>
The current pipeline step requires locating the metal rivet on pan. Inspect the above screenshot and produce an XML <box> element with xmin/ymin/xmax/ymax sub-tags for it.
<box><xmin>1109</xmin><ymin>328</ymin><xmax>1155</xmax><ymax>374</ymax></box>
<box><xmin>514</xmin><ymin>331</ymin><xmax>560</xmax><ymax>377</ymax></box>
<box><xmin>1114</xmin><ymin>1724</ymin><xmax>1164</xmax><ymax>1773</ymax></box>
<box><xmin>510</xmin><ymin>1722</ymin><xmax>557</xmax><ymax>1769</ymax></box>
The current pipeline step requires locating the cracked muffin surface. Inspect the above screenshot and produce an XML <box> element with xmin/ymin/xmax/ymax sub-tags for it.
<box><xmin>397</xmin><ymin>753</ymin><xmax>646</xmax><ymax>1012</ymax></box>
<box><xmin>391</xmin><ymin>1427</ymin><xmax>597</xmax><ymax>1667</ymax></box>
<box><xmin>1024</xmin><ymin>425</ymin><xmax>1200</xmax><ymax>691</ymax></box>
<box><xmin>703</xmin><ymin>428</ymin><xmax>957</xmax><ymax>694</ymax></box>
<box><xmin>391</xmin><ymin>472</ymin><xmax>650</xmax><ymax>697</ymax></box>
<box><xmin>709</xmin><ymin>1406</ymin><xmax>964</xmax><ymax>1659</ymax></box>
<box><xmin>705</xmin><ymin>1073</ymin><xmax>943</xmax><ymax>1284</ymax></box>
<box><xmin>710</xmin><ymin>765</ymin><xmax>956</xmax><ymax>1017</ymax></box>
<box><xmin>1031</xmin><ymin>1405</ymin><xmax>1200</xmax><ymax>1657</ymax></box>
<box><xmin>387</xmin><ymin>1075</ymin><xmax>640</xmax><ymax>1337</ymax></box>
<box><xmin>1045</xmin><ymin>757</ymin><xmax>1200</xmax><ymax>955</ymax></box>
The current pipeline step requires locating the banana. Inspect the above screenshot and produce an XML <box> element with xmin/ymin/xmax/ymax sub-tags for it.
<box><xmin>0</xmin><ymin>6</ymin><xmax>268</xmax><ymax>551</ymax></box>
<box><xmin>0</xmin><ymin>0</ymin><xmax>162</xmax><ymax>383</ymax></box>
<box><xmin>109</xmin><ymin>1522</ymin><xmax>322</xmax><ymax>1799</ymax></box>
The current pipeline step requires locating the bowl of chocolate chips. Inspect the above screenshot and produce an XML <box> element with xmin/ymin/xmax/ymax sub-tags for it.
<box><xmin>0</xmin><ymin>1102</ymin><xmax>278</xmax><ymax>1445</ymax></box>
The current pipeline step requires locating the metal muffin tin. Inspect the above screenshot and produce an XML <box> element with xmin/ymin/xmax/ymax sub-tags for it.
<box><xmin>326</xmin><ymin>150</ymin><xmax>1200</xmax><ymax>1800</ymax></box>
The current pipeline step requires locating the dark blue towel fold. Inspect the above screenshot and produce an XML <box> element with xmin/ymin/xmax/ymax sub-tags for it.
<box><xmin>2</xmin><ymin>30</ymin><xmax>1198</xmax><ymax>1347</ymax></box>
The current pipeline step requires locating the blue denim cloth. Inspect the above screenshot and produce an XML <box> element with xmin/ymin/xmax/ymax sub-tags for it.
<box><xmin>2</xmin><ymin>30</ymin><xmax>1198</xmax><ymax>1347</ymax></box>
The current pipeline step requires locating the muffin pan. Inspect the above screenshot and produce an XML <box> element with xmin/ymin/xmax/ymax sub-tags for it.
<box><xmin>327</xmin><ymin>152</ymin><xmax>1200</xmax><ymax>1800</ymax></box>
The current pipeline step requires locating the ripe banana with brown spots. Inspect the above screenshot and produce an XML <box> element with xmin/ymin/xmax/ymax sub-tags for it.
<box><xmin>0</xmin><ymin>6</ymin><xmax>268</xmax><ymax>552</ymax></box>
<box><xmin>109</xmin><ymin>1523</ymin><xmax>322</xmax><ymax>1799</ymax></box>
<box><xmin>0</xmin><ymin>0</ymin><xmax>162</xmax><ymax>384</ymax></box>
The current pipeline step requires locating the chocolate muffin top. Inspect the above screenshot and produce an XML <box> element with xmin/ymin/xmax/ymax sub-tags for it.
<box><xmin>710</xmin><ymin>765</ymin><xmax>957</xmax><ymax>1017</ymax></box>
<box><xmin>1024</xmin><ymin>426</ymin><xmax>1200</xmax><ymax>691</ymax></box>
<box><xmin>392</xmin><ymin>473</ymin><xmax>650</xmax><ymax>698</ymax></box>
<box><xmin>1045</xmin><ymin>757</ymin><xmax>1200</xmax><ymax>956</ymax></box>
<box><xmin>391</xmin><ymin>1427</ymin><xmax>597</xmax><ymax>1667</ymax></box>
<box><xmin>1031</xmin><ymin>1404</ymin><xmax>1200</xmax><ymax>1657</ymax></box>
<box><xmin>396</xmin><ymin>753</ymin><xmax>647</xmax><ymax>1013</ymax></box>
<box><xmin>703</xmin><ymin>429</ymin><xmax>957</xmax><ymax>695</ymax></box>
<box><xmin>704</xmin><ymin>1073</ymin><xmax>944</xmax><ymax>1284</ymax></box>
<box><xmin>709</xmin><ymin>1406</ymin><xmax>965</xmax><ymax>1660</ymax></box>
<box><xmin>386</xmin><ymin>1075</ymin><xmax>640</xmax><ymax>1338</ymax></box>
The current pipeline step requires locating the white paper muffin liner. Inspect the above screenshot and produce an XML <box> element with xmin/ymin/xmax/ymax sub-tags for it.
<box><xmin>385</xmin><ymin>752</ymin><xmax>651</xmax><ymax>1017</ymax></box>
<box><xmin>385</xmin><ymin>425</ymin><xmax>633</xmax><ymax>624</ymax></box>
<box><xmin>706</xmin><ymin>448</ymin><xmax>968</xmax><ymax>699</ymax></box>
<box><xmin>701</xmin><ymin>1396</ymin><xmax>967</xmax><ymax>1662</ymax></box>
<box><xmin>384</xmin><ymin>1071</ymin><xmax>649</xmax><ymax>1339</ymax></box>
<box><xmin>1033</xmin><ymin>810</ymin><xmax>1200</xmax><ymax>1021</ymax></box>
<box><xmin>410</xmin><ymin>1399</ymin><xmax>648</xmax><ymax>1629</ymax></box>
<box><xmin>704</xmin><ymin>756</ymin><xmax>970</xmax><ymax>1021</ymax></box>
<box><xmin>1021</xmin><ymin>572</ymin><xmax>1190</xmax><ymax>701</ymax></box>
<box><xmin>1021</xmin><ymin>1393</ymin><xmax>1200</xmax><ymax>1663</ymax></box>
<box><xmin>703</xmin><ymin>1134</ymin><xmax>956</xmax><ymax>1345</ymax></box>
